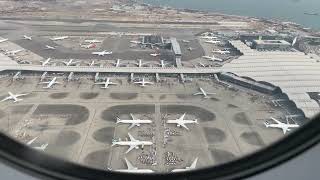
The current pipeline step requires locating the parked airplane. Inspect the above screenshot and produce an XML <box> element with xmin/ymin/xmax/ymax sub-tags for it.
<box><xmin>45</xmin><ymin>45</ymin><xmax>56</xmax><ymax>50</ymax></box>
<box><xmin>187</xmin><ymin>47</ymin><xmax>194</xmax><ymax>51</ymax></box>
<box><xmin>213</xmin><ymin>49</ymin><xmax>230</xmax><ymax>54</ymax></box>
<box><xmin>40</xmin><ymin>77</ymin><xmax>61</xmax><ymax>89</ymax></box>
<box><xmin>202</xmin><ymin>55</ymin><xmax>223</xmax><ymax>62</ymax></box>
<box><xmin>130</xmin><ymin>40</ymin><xmax>142</xmax><ymax>44</ymax></box>
<box><xmin>63</xmin><ymin>59</ymin><xmax>80</xmax><ymax>66</ymax></box>
<box><xmin>80</xmin><ymin>43</ymin><xmax>96</xmax><ymax>49</ymax></box>
<box><xmin>112</xmin><ymin>133</ymin><xmax>153</xmax><ymax>154</ymax></box>
<box><xmin>94</xmin><ymin>78</ymin><xmax>117</xmax><ymax>88</ymax></box>
<box><xmin>40</xmin><ymin>58</ymin><xmax>51</xmax><ymax>66</ymax></box>
<box><xmin>159</xmin><ymin>60</ymin><xmax>170</xmax><ymax>68</ymax></box>
<box><xmin>198</xmin><ymin>62</ymin><xmax>207</xmax><ymax>67</ymax></box>
<box><xmin>23</xmin><ymin>35</ymin><xmax>32</xmax><ymax>40</ymax></box>
<box><xmin>172</xmin><ymin>158</ymin><xmax>198</xmax><ymax>172</ymax></box>
<box><xmin>264</xmin><ymin>117</ymin><xmax>300</xmax><ymax>134</ymax></box>
<box><xmin>50</xmin><ymin>36</ymin><xmax>69</xmax><ymax>41</ymax></box>
<box><xmin>200</xmin><ymin>36</ymin><xmax>218</xmax><ymax>40</ymax></box>
<box><xmin>87</xmin><ymin>60</ymin><xmax>96</xmax><ymax>67</ymax></box>
<box><xmin>166</xmin><ymin>113</ymin><xmax>198</xmax><ymax>130</ymax></box>
<box><xmin>0</xmin><ymin>38</ymin><xmax>8</xmax><ymax>43</ymax></box>
<box><xmin>13</xmin><ymin>71</ymin><xmax>22</xmax><ymax>81</ymax></box>
<box><xmin>40</xmin><ymin>72</ymin><xmax>48</xmax><ymax>82</ymax></box>
<box><xmin>67</xmin><ymin>72</ymin><xmax>74</xmax><ymax>82</ymax></box>
<box><xmin>26</xmin><ymin>137</ymin><xmax>48</xmax><ymax>151</ymax></box>
<box><xmin>1</xmin><ymin>92</ymin><xmax>29</xmax><ymax>103</ymax></box>
<box><xmin>114</xmin><ymin>158</ymin><xmax>154</xmax><ymax>173</ymax></box>
<box><xmin>194</xmin><ymin>87</ymin><xmax>216</xmax><ymax>98</ymax></box>
<box><xmin>134</xmin><ymin>78</ymin><xmax>154</xmax><ymax>87</ymax></box>
<box><xmin>116</xmin><ymin>114</ymin><xmax>152</xmax><ymax>129</ymax></box>
<box><xmin>205</xmin><ymin>40</ymin><xmax>221</xmax><ymax>44</ymax></box>
<box><xmin>6</xmin><ymin>49</ymin><xmax>23</xmax><ymax>56</ymax></box>
<box><xmin>92</xmin><ymin>50</ymin><xmax>112</xmax><ymax>56</ymax></box>
<box><xmin>112</xmin><ymin>59</ymin><xmax>122</xmax><ymax>67</ymax></box>
<box><xmin>84</xmin><ymin>39</ymin><xmax>102</xmax><ymax>44</ymax></box>
<box><xmin>134</xmin><ymin>59</ymin><xmax>149</xmax><ymax>67</ymax></box>
<box><xmin>150</xmin><ymin>53</ymin><xmax>160</xmax><ymax>57</ymax></box>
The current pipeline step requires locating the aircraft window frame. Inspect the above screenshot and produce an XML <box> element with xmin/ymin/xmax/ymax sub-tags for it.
<box><xmin>0</xmin><ymin>115</ymin><xmax>318</xmax><ymax>180</ymax></box>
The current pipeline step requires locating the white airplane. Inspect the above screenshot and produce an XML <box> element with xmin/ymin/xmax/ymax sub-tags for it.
<box><xmin>198</xmin><ymin>62</ymin><xmax>206</xmax><ymax>67</ymax></box>
<box><xmin>212</xmin><ymin>50</ymin><xmax>230</xmax><ymax>55</ymax></box>
<box><xmin>194</xmin><ymin>87</ymin><xmax>216</xmax><ymax>98</ymax></box>
<box><xmin>80</xmin><ymin>43</ymin><xmax>96</xmax><ymax>49</ymax></box>
<box><xmin>62</xmin><ymin>59</ymin><xmax>80</xmax><ymax>66</ymax></box>
<box><xmin>40</xmin><ymin>58</ymin><xmax>51</xmax><ymax>66</ymax></box>
<box><xmin>202</xmin><ymin>55</ymin><xmax>223</xmax><ymax>62</ymax></box>
<box><xmin>114</xmin><ymin>158</ymin><xmax>154</xmax><ymax>174</ymax></box>
<box><xmin>193</xmin><ymin>88</ymin><xmax>216</xmax><ymax>99</ymax></box>
<box><xmin>1</xmin><ymin>92</ymin><xmax>29</xmax><ymax>103</ymax></box>
<box><xmin>67</xmin><ymin>72</ymin><xmax>74</xmax><ymax>82</ymax></box>
<box><xmin>111</xmin><ymin>133</ymin><xmax>153</xmax><ymax>154</ymax></box>
<box><xmin>87</xmin><ymin>60</ymin><xmax>96</xmax><ymax>67</ymax></box>
<box><xmin>134</xmin><ymin>59</ymin><xmax>149</xmax><ymax>67</ymax></box>
<box><xmin>130</xmin><ymin>40</ymin><xmax>142</xmax><ymax>44</ymax></box>
<box><xmin>205</xmin><ymin>40</ymin><xmax>221</xmax><ymax>44</ymax></box>
<box><xmin>33</xmin><ymin>143</ymin><xmax>49</xmax><ymax>151</ymax></box>
<box><xmin>84</xmin><ymin>39</ymin><xmax>102</xmax><ymax>44</ymax></box>
<box><xmin>26</xmin><ymin>137</ymin><xmax>48</xmax><ymax>151</ymax></box>
<box><xmin>0</xmin><ymin>38</ymin><xmax>8</xmax><ymax>43</ymax></box>
<box><xmin>40</xmin><ymin>77</ymin><xmax>61</xmax><ymax>89</ymax></box>
<box><xmin>134</xmin><ymin>78</ymin><xmax>154</xmax><ymax>87</ymax></box>
<box><xmin>50</xmin><ymin>36</ymin><xmax>69</xmax><ymax>41</ymax></box>
<box><xmin>45</xmin><ymin>45</ymin><xmax>56</xmax><ymax>50</ymax></box>
<box><xmin>23</xmin><ymin>35</ymin><xmax>32</xmax><ymax>40</ymax></box>
<box><xmin>150</xmin><ymin>53</ymin><xmax>160</xmax><ymax>57</ymax></box>
<box><xmin>116</xmin><ymin>114</ymin><xmax>152</xmax><ymax>129</ymax></box>
<box><xmin>159</xmin><ymin>60</ymin><xmax>170</xmax><ymax>68</ymax></box>
<box><xmin>264</xmin><ymin>117</ymin><xmax>300</xmax><ymax>134</ymax></box>
<box><xmin>92</xmin><ymin>50</ymin><xmax>112</xmax><ymax>56</ymax></box>
<box><xmin>94</xmin><ymin>78</ymin><xmax>117</xmax><ymax>88</ymax></box>
<box><xmin>182</xmin><ymin>40</ymin><xmax>190</xmax><ymax>43</ymax></box>
<box><xmin>200</xmin><ymin>36</ymin><xmax>218</xmax><ymax>40</ymax></box>
<box><xmin>40</xmin><ymin>72</ymin><xmax>48</xmax><ymax>82</ymax></box>
<box><xmin>112</xmin><ymin>59</ymin><xmax>122</xmax><ymax>67</ymax></box>
<box><xmin>166</xmin><ymin>113</ymin><xmax>198</xmax><ymax>130</ymax></box>
<box><xmin>187</xmin><ymin>47</ymin><xmax>194</xmax><ymax>51</ymax></box>
<box><xmin>172</xmin><ymin>158</ymin><xmax>198</xmax><ymax>172</ymax></box>
<box><xmin>13</xmin><ymin>71</ymin><xmax>22</xmax><ymax>81</ymax></box>
<box><xmin>6</xmin><ymin>49</ymin><xmax>23</xmax><ymax>56</ymax></box>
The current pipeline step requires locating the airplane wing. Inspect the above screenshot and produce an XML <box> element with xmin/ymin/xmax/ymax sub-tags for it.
<box><xmin>271</xmin><ymin>117</ymin><xmax>282</xmax><ymax>124</ymax></box>
<box><xmin>27</xmin><ymin>137</ymin><xmax>38</xmax><ymax>145</ymax></box>
<box><xmin>39</xmin><ymin>81</ymin><xmax>50</xmax><ymax>84</ymax></box>
<box><xmin>127</xmin><ymin>133</ymin><xmax>137</xmax><ymax>142</ymax></box>
<box><xmin>124</xmin><ymin>158</ymin><xmax>135</xmax><ymax>170</ymax></box>
<box><xmin>16</xmin><ymin>93</ymin><xmax>28</xmax><ymax>97</ymax></box>
<box><xmin>193</xmin><ymin>92</ymin><xmax>203</xmax><ymax>95</ymax></box>
<box><xmin>130</xmin><ymin>113</ymin><xmax>136</xmax><ymax>120</ymax></box>
<box><xmin>1</xmin><ymin>96</ymin><xmax>11</xmax><ymax>102</ymax></box>
<box><xmin>180</xmin><ymin>113</ymin><xmax>186</xmax><ymax>120</ymax></box>
<box><xmin>128</xmin><ymin>123</ymin><xmax>136</xmax><ymax>130</ymax></box>
<box><xmin>125</xmin><ymin>145</ymin><xmax>136</xmax><ymax>154</ymax></box>
<box><xmin>180</xmin><ymin>123</ymin><xmax>189</xmax><ymax>130</ymax></box>
<box><xmin>189</xmin><ymin>158</ymin><xmax>198</xmax><ymax>169</ymax></box>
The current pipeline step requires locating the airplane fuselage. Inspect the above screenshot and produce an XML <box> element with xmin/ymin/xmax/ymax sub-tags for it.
<box><xmin>115</xmin><ymin>169</ymin><xmax>154</xmax><ymax>173</ymax></box>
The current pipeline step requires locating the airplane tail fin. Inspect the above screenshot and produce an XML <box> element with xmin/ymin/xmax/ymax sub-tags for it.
<box><xmin>116</xmin><ymin>117</ymin><xmax>121</xmax><ymax>124</ymax></box>
<box><xmin>264</xmin><ymin>121</ymin><xmax>270</xmax><ymax>128</ymax></box>
<box><xmin>14</xmin><ymin>99</ymin><xmax>22</xmax><ymax>102</ymax></box>
<box><xmin>42</xmin><ymin>143</ymin><xmax>49</xmax><ymax>150</ymax></box>
<box><xmin>195</xmin><ymin>119</ymin><xmax>199</xmax><ymax>124</ymax></box>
